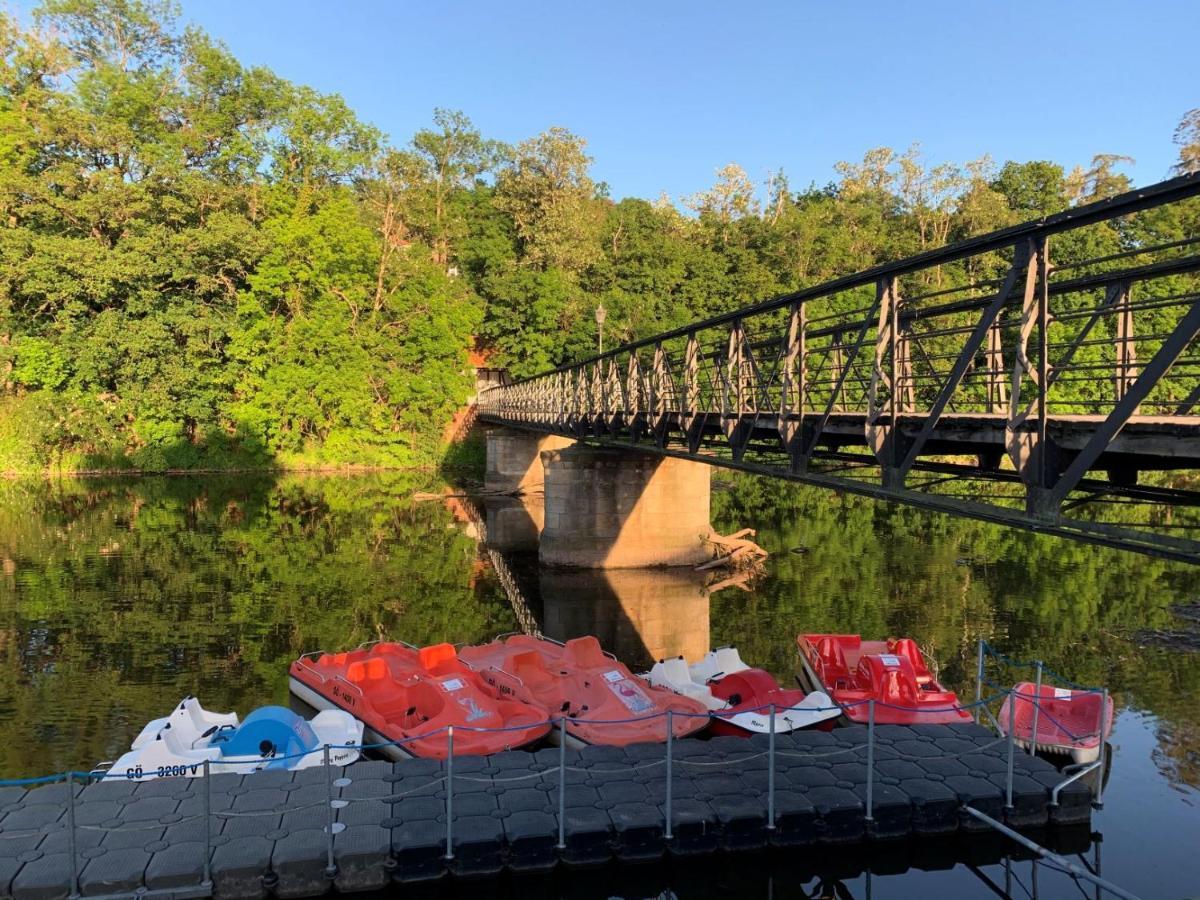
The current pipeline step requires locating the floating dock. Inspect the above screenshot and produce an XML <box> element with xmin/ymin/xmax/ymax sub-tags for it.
<box><xmin>0</xmin><ymin>722</ymin><xmax>1092</xmax><ymax>899</ymax></box>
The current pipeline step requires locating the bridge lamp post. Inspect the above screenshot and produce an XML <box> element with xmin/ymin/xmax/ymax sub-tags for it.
<box><xmin>595</xmin><ymin>304</ymin><xmax>607</xmax><ymax>355</ymax></box>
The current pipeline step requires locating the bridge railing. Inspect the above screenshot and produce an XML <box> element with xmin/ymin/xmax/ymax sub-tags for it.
<box><xmin>483</xmin><ymin>174</ymin><xmax>1200</xmax><ymax>561</ymax></box>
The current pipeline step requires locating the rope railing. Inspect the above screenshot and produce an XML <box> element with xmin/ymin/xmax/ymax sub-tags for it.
<box><xmin>0</xmin><ymin>645</ymin><xmax>1111</xmax><ymax>896</ymax></box>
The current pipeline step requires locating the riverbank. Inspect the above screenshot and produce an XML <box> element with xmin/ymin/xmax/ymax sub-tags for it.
<box><xmin>0</xmin><ymin>428</ymin><xmax>486</xmax><ymax>480</ymax></box>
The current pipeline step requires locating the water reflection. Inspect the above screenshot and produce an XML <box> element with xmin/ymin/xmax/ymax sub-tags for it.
<box><xmin>540</xmin><ymin>567</ymin><xmax>712</xmax><ymax>669</ymax></box>
<box><xmin>2</xmin><ymin>470</ymin><xmax>1199</xmax><ymax>897</ymax></box>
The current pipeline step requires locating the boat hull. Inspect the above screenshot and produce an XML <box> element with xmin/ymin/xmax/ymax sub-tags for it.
<box><xmin>997</xmin><ymin>682</ymin><xmax>1113</xmax><ymax>764</ymax></box>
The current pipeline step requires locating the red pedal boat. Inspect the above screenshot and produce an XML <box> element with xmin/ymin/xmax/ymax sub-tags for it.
<box><xmin>288</xmin><ymin>641</ymin><xmax>552</xmax><ymax>759</ymax></box>
<box><xmin>998</xmin><ymin>683</ymin><xmax>1114</xmax><ymax>764</ymax></box>
<box><xmin>459</xmin><ymin>635</ymin><xmax>709</xmax><ymax>747</ymax></box>
<box><xmin>797</xmin><ymin>634</ymin><xmax>971</xmax><ymax>725</ymax></box>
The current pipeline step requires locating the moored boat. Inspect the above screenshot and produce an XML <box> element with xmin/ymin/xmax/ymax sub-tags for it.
<box><xmin>647</xmin><ymin>647</ymin><xmax>840</xmax><ymax>736</ymax></box>
<box><xmin>289</xmin><ymin>641</ymin><xmax>552</xmax><ymax>759</ymax></box>
<box><xmin>997</xmin><ymin>683</ymin><xmax>1114</xmax><ymax>764</ymax></box>
<box><xmin>459</xmin><ymin>634</ymin><xmax>709</xmax><ymax>747</ymax></box>
<box><xmin>797</xmin><ymin>634</ymin><xmax>972</xmax><ymax>725</ymax></box>
<box><xmin>103</xmin><ymin>701</ymin><xmax>361</xmax><ymax>781</ymax></box>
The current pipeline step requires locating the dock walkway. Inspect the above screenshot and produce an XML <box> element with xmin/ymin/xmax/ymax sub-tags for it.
<box><xmin>0</xmin><ymin>722</ymin><xmax>1092</xmax><ymax>899</ymax></box>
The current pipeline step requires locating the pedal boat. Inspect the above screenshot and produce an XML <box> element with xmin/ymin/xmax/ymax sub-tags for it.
<box><xmin>797</xmin><ymin>634</ymin><xmax>972</xmax><ymax>725</ymax></box>
<box><xmin>459</xmin><ymin>634</ymin><xmax>709</xmax><ymax>747</ymax></box>
<box><xmin>104</xmin><ymin>700</ymin><xmax>361</xmax><ymax>781</ymax></box>
<box><xmin>997</xmin><ymin>683</ymin><xmax>1114</xmax><ymax>764</ymax></box>
<box><xmin>289</xmin><ymin>641</ymin><xmax>552</xmax><ymax>759</ymax></box>
<box><xmin>647</xmin><ymin>647</ymin><xmax>840</xmax><ymax>736</ymax></box>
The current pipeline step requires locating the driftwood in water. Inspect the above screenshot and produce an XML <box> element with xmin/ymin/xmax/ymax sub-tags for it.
<box><xmin>697</xmin><ymin>527</ymin><xmax>769</xmax><ymax>571</ymax></box>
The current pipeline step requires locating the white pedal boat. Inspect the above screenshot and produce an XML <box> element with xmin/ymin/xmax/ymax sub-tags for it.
<box><xmin>103</xmin><ymin>698</ymin><xmax>362</xmax><ymax>781</ymax></box>
<box><xmin>648</xmin><ymin>647</ymin><xmax>840</xmax><ymax>736</ymax></box>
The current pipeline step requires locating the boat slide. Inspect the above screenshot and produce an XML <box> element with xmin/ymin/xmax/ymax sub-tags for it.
<box><xmin>648</xmin><ymin>648</ymin><xmax>840</xmax><ymax>734</ymax></box>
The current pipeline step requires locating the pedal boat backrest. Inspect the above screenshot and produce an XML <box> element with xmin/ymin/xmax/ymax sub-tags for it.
<box><xmin>418</xmin><ymin>643</ymin><xmax>461</xmax><ymax>677</ymax></box>
<box><xmin>563</xmin><ymin>636</ymin><xmax>610</xmax><ymax>670</ymax></box>
<box><xmin>859</xmin><ymin>653</ymin><xmax>921</xmax><ymax>706</ymax></box>
<box><xmin>690</xmin><ymin>647</ymin><xmax>749</xmax><ymax>684</ymax></box>
<box><xmin>887</xmin><ymin>638</ymin><xmax>934</xmax><ymax>686</ymax></box>
<box><xmin>814</xmin><ymin>636</ymin><xmax>854</xmax><ymax>688</ymax></box>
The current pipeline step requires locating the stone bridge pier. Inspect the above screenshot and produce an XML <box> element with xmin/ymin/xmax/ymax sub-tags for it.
<box><xmin>484</xmin><ymin>428</ymin><xmax>714</xmax><ymax>568</ymax></box>
<box><xmin>484</xmin><ymin>428</ymin><xmax>575</xmax><ymax>494</ymax></box>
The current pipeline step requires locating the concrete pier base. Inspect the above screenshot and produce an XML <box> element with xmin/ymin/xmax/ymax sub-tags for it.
<box><xmin>539</xmin><ymin>446</ymin><xmax>713</xmax><ymax>568</ymax></box>
<box><xmin>484</xmin><ymin>428</ymin><xmax>574</xmax><ymax>493</ymax></box>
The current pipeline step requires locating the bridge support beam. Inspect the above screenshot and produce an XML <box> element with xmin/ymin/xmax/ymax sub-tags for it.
<box><xmin>539</xmin><ymin>446</ymin><xmax>713</xmax><ymax>568</ymax></box>
<box><xmin>484</xmin><ymin>428</ymin><xmax>574</xmax><ymax>494</ymax></box>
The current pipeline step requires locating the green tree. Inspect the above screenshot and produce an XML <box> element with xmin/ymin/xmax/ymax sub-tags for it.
<box><xmin>494</xmin><ymin>126</ymin><xmax>603</xmax><ymax>274</ymax></box>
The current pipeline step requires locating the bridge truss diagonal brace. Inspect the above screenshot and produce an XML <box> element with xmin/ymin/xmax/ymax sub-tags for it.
<box><xmin>1006</xmin><ymin>238</ymin><xmax>1054</xmax><ymax>491</ymax></box>
<box><xmin>866</xmin><ymin>276</ymin><xmax>903</xmax><ymax>480</ymax></box>
<box><xmin>779</xmin><ymin>302</ymin><xmax>807</xmax><ymax>466</ymax></box>
<box><xmin>892</xmin><ymin>238</ymin><xmax>1038</xmax><ymax>484</ymax></box>
<box><xmin>798</xmin><ymin>287</ymin><xmax>885</xmax><ymax>470</ymax></box>
<box><xmin>1046</xmin><ymin>299</ymin><xmax>1200</xmax><ymax>510</ymax></box>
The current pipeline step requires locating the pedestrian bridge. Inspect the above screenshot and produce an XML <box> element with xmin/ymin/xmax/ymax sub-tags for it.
<box><xmin>481</xmin><ymin>173</ymin><xmax>1200</xmax><ymax>564</ymax></box>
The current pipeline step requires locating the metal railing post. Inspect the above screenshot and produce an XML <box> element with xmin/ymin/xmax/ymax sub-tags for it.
<box><xmin>664</xmin><ymin>711</ymin><xmax>674</xmax><ymax>841</ymax></box>
<box><xmin>1005</xmin><ymin>689</ymin><xmax>1016</xmax><ymax>810</ymax></box>
<box><xmin>767</xmin><ymin>704</ymin><xmax>776</xmax><ymax>831</ymax></box>
<box><xmin>1094</xmin><ymin>688</ymin><xmax>1108</xmax><ymax>810</ymax></box>
<box><xmin>556</xmin><ymin>717</ymin><xmax>567</xmax><ymax>850</ymax></box>
<box><xmin>1029</xmin><ymin>661</ymin><xmax>1043</xmax><ymax>756</ymax></box>
<box><xmin>865</xmin><ymin>700</ymin><xmax>875</xmax><ymax>825</ymax></box>
<box><xmin>975</xmin><ymin>639</ymin><xmax>985</xmax><ymax>723</ymax></box>
<box><xmin>202</xmin><ymin>759</ymin><xmax>213</xmax><ymax>888</ymax></box>
<box><xmin>444</xmin><ymin>727</ymin><xmax>455</xmax><ymax>860</ymax></box>
<box><xmin>323</xmin><ymin>744</ymin><xmax>337</xmax><ymax>878</ymax></box>
<box><xmin>67</xmin><ymin>771</ymin><xmax>80</xmax><ymax>900</ymax></box>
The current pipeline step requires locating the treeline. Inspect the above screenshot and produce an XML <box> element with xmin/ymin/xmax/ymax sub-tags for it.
<box><xmin>1</xmin><ymin>1</ymin><xmax>1198</xmax><ymax>472</ymax></box>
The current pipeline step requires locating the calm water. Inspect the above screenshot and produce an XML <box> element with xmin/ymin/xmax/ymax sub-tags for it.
<box><xmin>1</xmin><ymin>471</ymin><xmax>1197</xmax><ymax>898</ymax></box>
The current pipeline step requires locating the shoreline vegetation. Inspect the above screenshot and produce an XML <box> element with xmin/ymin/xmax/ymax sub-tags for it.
<box><xmin>2</xmin><ymin>3</ymin><xmax>1198</xmax><ymax>476</ymax></box>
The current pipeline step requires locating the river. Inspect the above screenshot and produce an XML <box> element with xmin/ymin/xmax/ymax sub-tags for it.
<box><xmin>0</xmin><ymin>471</ymin><xmax>1197</xmax><ymax>897</ymax></box>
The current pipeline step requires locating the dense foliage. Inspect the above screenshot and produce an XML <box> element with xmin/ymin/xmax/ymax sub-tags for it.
<box><xmin>2</xmin><ymin>1</ymin><xmax>1198</xmax><ymax>472</ymax></box>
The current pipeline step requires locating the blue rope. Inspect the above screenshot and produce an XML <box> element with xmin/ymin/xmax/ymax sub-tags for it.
<box><xmin>0</xmin><ymin>772</ymin><xmax>67</xmax><ymax>788</ymax></box>
<box><xmin>981</xmin><ymin>641</ymin><xmax>1100</xmax><ymax>692</ymax></box>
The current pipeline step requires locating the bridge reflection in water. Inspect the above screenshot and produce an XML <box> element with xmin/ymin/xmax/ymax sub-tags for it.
<box><xmin>472</xmin><ymin>491</ymin><xmax>718</xmax><ymax>669</ymax></box>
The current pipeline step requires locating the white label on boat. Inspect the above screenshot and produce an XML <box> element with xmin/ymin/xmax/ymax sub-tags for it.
<box><xmin>1054</xmin><ymin>688</ymin><xmax>1072</xmax><ymax>699</ymax></box>
<box><xmin>603</xmin><ymin>670</ymin><xmax>624</xmax><ymax>683</ymax></box>
<box><xmin>879</xmin><ymin>655</ymin><xmax>901</xmax><ymax>667</ymax></box>
<box><xmin>441</xmin><ymin>678</ymin><xmax>465</xmax><ymax>692</ymax></box>
<box><xmin>608</xmin><ymin>679</ymin><xmax>654</xmax><ymax>713</ymax></box>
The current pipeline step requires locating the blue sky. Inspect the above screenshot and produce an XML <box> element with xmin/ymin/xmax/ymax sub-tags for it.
<box><xmin>19</xmin><ymin>1</ymin><xmax>1200</xmax><ymax>201</ymax></box>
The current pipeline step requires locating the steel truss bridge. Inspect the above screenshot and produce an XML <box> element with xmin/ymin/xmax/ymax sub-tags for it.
<box><xmin>481</xmin><ymin>173</ymin><xmax>1200</xmax><ymax>563</ymax></box>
